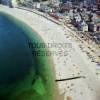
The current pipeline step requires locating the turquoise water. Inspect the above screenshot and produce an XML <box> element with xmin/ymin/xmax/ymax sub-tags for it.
<box><xmin>0</xmin><ymin>12</ymin><xmax>56</xmax><ymax>100</ymax></box>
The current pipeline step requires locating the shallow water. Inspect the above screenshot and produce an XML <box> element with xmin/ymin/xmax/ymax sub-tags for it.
<box><xmin>0</xmin><ymin>12</ymin><xmax>56</xmax><ymax>100</ymax></box>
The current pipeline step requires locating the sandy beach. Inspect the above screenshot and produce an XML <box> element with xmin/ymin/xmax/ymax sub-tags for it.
<box><xmin>0</xmin><ymin>5</ymin><xmax>100</xmax><ymax>100</ymax></box>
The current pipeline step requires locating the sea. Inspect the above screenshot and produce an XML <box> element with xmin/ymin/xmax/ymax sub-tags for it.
<box><xmin>0</xmin><ymin>12</ymin><xmax>56</xmax><ymax>100</ymax></box>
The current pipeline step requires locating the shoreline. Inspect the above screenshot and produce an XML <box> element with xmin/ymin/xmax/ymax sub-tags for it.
<box><xmin>0</xmin><ymin>10</ymin><xmax>58</xmax><ymax>100</ymax></box>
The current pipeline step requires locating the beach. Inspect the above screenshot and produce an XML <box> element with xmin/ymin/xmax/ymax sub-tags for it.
<box><xmin>0</xmin><ymin>5</ymin><xmax>100</xmax><ymax>100</ymax></box>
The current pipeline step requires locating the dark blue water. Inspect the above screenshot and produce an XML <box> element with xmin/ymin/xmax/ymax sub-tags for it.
<box><xmin>0</xmin><ymin>13</ymin><xmax>56</xmax><ymax>100</ymax></box>
<box><xmin>0</xmin><ymin>14</ymin><xmax>34</xmax><ymax>85</ymax></box>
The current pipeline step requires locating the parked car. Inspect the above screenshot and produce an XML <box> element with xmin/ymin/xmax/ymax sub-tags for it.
<box><xmin>92</xmin><ymin>32</ymin><xmax>100</xmax><ymax>44</ymax></box>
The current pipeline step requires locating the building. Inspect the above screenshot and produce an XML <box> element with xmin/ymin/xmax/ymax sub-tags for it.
<box><xmin>1</xmin><ymin>0</ymin><xmax>9</xmax><ymax>5</ymax></box>
<box><xmin>1</xmin><ymin>0</ymin><xmax>13</xmax><ymax>7</ymax></box>
<box><xmin>95</xmin><ymin>16</ymin><xmax>100</xmax><ymax>32</ymax></box>
<box><xmin>88</xmin><ymin>21</ymin><xmax>97</xmax><ymax>32</ymax></box>
<box><xmin>97</xmin><ymin>0</ymin><xmax>100</xmax><ymax>10</ymax></box>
